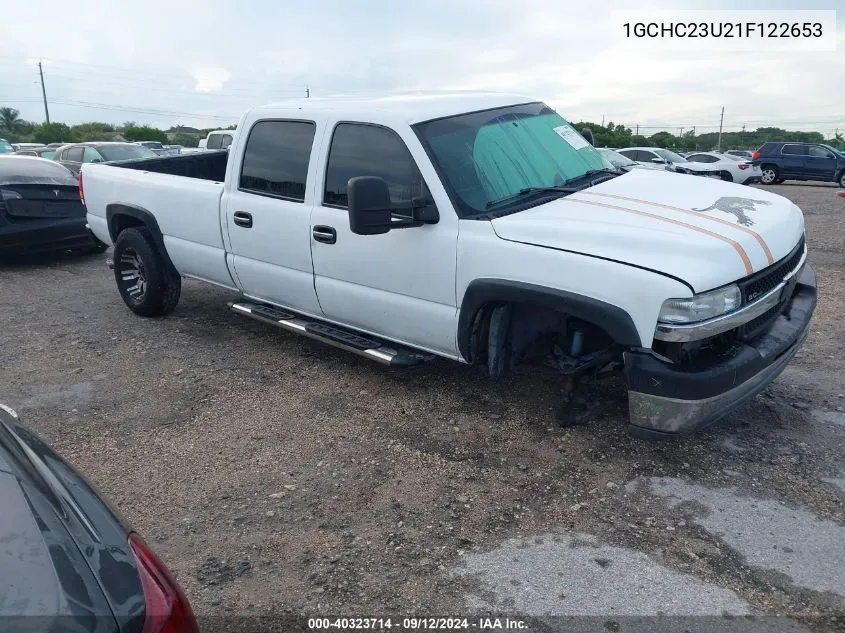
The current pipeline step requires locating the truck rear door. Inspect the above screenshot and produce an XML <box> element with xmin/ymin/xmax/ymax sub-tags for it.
<box><xmin>222</xmin><ymin>118</ymin><xmax>323</xmax><ymax>315</ymax></box>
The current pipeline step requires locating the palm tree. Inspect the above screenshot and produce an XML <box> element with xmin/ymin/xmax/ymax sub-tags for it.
<box><xmin>0</xmin><ymin>107</ymin><xmax>23</xmax><ymax>133</ymax></box>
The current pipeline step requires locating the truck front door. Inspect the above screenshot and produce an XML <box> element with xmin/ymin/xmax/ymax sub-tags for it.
<box><xmin>223</xmin><ymin>119</ymin><xmax>322</xmax><ymax>315</ymax></box>
<box><xmin>309</xmin><ymin>122</ymin><xmax>459</xmax><ymax>358</ymax></box>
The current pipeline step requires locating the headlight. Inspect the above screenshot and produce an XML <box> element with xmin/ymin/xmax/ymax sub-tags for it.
<box><xmin>658</xmin><ymin>284</ymin><xmax>741</xmax><ymax>324</ymax></box>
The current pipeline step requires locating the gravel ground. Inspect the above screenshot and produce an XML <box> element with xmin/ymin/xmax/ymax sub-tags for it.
<box><xmin>1</xmin><ymin>182</ymin><xmax>843</xmax><ymax>632</ymax></box>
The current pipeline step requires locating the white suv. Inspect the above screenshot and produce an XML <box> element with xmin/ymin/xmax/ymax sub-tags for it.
<box><xmin>618</xmin><ymin>147</ymin><xmax>722</xmax><ymax>178</ymax></box>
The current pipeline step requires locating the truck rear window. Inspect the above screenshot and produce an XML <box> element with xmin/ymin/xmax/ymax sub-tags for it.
<box><xmin>239</xmin><ymin>120</ymin><xmax>315</xmax><ymax>201</ymax></box>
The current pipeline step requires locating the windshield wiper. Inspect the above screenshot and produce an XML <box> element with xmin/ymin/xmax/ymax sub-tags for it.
<box><xmin>485</xmin><ymin>186</ymin><xmax>579</xmax><ymax>209</ymax></box>
<box><xmin>561</xmin><ymin>168</ymin><xmax>623</xmax><ymax>187</ymax></box>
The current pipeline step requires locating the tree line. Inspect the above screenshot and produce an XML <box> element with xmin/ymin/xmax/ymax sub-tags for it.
<box><xmin>0</xmin><ymin>107</ymin><xmax>236</xmax><ymax>147</ymax></box>
<box><xmin>573</xmin><ymin>121</ymin><xmax>843</xmax><ymax>151</ymax></box>
<box><xmin>1</xmin><ymin>105</ymin><xmax>841</xmax><ymax>151</ymax></box>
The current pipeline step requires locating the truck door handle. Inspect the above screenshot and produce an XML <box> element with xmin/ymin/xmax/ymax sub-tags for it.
<box><xmin>313</xmin><ymin>225</ymin><xmax>337</xmax><ymax>244</ymax></box>
<box><xmin>233</xmin><ymin>211</ymin><xmax>253</xmax><ymax>228</ymax></box>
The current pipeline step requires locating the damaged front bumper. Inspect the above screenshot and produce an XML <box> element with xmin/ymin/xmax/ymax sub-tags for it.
<box><xmin>624</xmin><ymin>265</ymin><xmax>817</xmax><ymax>439</ymax></box>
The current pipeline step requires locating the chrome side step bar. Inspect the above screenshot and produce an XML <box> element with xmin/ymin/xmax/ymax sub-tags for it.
<box><xmin>229</xmin><ymin>301</ymin><xmax>433</xmax><ymax>367</ymax></box>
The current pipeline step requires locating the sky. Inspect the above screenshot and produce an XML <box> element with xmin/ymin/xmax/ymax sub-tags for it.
<box><xmin>0</xmin><ymin>0</ymin><xmax>842</xmax><ymax>136</ymax></box>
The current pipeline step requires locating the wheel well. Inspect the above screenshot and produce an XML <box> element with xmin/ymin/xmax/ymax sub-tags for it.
<box><xmin>106</xmin><ymin>203</ymin><xmax>179</xmax><ymax>277</ymax></box>
<box><xmin>469</xmin><ymin>300</ymin><xmax>623</xmax><ymax>378</ymax></box>
<box><xmin>108</xmin><ymin>213</ymin><xmax>145</xmax><ymax>242</ymax></box>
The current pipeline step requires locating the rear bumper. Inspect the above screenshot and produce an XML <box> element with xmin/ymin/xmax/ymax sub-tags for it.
<box><xmin>0</xmin><ymin>218</ymin><xmax>98</xmax><ymax>256</ymax></box>
<box><xmin>624</xmin><ymin>265</ymin><xmax>817</xmax><ymax>438</ymax></box>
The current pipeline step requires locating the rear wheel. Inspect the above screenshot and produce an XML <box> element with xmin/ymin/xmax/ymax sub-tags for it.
<box><xmin>720</xmin><ymin>171</ymin><xmax>733</xmax><ymax>182</ymax></box>
<box><xmin>837</xmin><ymin>171</ymin><xmax>845</xmax><ymax>188</ymax></box>
<box><xmin>113</xmin><ymin>227</ymin><xmax>180</xmax><ymax>317</ymax></box>
<box><xmin>760</xmin><ymin>165</ymin><xmax>779</xmax><ymax>185</ymax></box>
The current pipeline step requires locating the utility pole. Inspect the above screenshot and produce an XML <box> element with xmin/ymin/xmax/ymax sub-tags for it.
<box><xmin>741</xmin><ymin>124</ymin><xmax>746</xmax><ymax>148</ymax></box>
<box><xmin>306</xmin><ymin>85</ymin><xmax>310</xmax><ymax>98</ymax></box>
<box><xmin>38</xmin><ymin>61</ymin><xmax>50</xmax><ymax>124</ymax></box>
<box><xmin>716</xmin><ymin>106</ymin><xmax>725</xmax><ymax>151</ymax></box>
<box><xmin>601</xmin><ymin>114</ymin><xmax>605</xmax><ymax>127</ymax></box>
<box><xmin>635</xmin><ymin>124</ymin><xmax>639</xmax><ymax>136</ymax></box>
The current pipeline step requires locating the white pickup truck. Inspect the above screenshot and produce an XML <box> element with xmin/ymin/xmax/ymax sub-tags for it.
<box><xmin>81</xmin><ymin>93</ymin><xmax>817</xmax><ymax>439</ymax></box>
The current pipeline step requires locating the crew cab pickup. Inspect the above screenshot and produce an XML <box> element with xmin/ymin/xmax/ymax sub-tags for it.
<box><xmin>81</xmin><ymin>93</ymin><xmax>817</xmax><ymax>438</ymax></box>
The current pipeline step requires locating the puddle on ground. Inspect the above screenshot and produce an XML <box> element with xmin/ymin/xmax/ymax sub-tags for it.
<box><xmin>452</xmin><ymin>533</ymin><xmax>751</xmax><ymax>617</ymax></box>
<box><xmin>17</xmin><ymin>382</ymin><xmax>94</xmax><ymax>410</ymax></box>
<box><xmin>811</xmin><ymin>409</ymin><xmax>845</xmax><ymax>428</ymax></box>
<box><xmin>634</xmin><ymin>477</ymin><xmax>845</xmax><ymax>599</ymax></box>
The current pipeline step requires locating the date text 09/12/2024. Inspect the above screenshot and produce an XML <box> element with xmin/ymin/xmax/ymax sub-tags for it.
<box><xmin>308</xmin><ymin>617</ymin><xmax>528</xmax><ymax>630</ymax></box>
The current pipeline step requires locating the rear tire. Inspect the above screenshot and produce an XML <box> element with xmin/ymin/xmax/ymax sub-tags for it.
<box><xmin>720</xmin><ymin>171</ymin><xmax>733</xmax><ymax>182</ymax></box>
<box><xmin>113</xmin><ymin>227</ymin><xmax>181</xmax><ymax>317</ymax></box>
<box><xmin>837</xmin><ymin>171</ymin><xmax>845</xmax><ymax>188</ymax></box>
<box><xmin>760</xmin><ymin>165</ymin><xmax>779</xmax><ymax>185</ymax></box>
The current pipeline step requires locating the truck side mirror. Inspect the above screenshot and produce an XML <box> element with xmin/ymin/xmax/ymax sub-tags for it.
<box><xmin>347</xmin><ymin>176</ymin><xmax>393</xmax><ymax>235</ymax></box>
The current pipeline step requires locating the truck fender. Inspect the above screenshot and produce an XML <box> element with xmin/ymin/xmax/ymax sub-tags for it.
<box><xmin>457</xmin><ymin>279</ymin><xmax>641</xmax><ymax>362</ymax></box>
<box><xmin>106</xmin><ymin>203</ymin><xmax>179</xmax><ymax>277</ymax></box>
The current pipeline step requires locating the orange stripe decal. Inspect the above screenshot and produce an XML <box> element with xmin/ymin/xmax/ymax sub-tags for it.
<box><xmin>580</xmin><ymin>191</ymin><xmax>774</xmax><ymax>265</ymax></box>
<box><xmin>567</xmin><ymin>197</ymin><xmax>754</xmax><ymax>275</ymax></box>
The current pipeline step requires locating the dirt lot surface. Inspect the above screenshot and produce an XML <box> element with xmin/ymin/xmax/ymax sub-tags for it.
<box><xmin>1</xmin><ymin>182</ymin><xmax>843</xmax><ymax>632</ymax></box>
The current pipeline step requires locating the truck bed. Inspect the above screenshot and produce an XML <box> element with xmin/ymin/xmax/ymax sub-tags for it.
<box><xmin>115</xmin><ymin>150</ymin><xmax>229</xmax><ymax>182</ymax></box>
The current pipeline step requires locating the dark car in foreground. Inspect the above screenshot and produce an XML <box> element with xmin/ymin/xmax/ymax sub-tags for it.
<box><xmin>0</xmin><ymin>404</ymin><xmax>198</xmax><ymax>633</ymax></box>
<box><xmin>0</xmin><ymin>156</ymin><xmax>104</xmax><ymax>256</ymax></box>
<box><xmin>55</xmin><ymin>142</ymin><xmax>158</xmax><ymax>176</ymax></box>
<box><xmin>752</xmin><ymin>142</ymin><xmax>845</xmax><ymax>187</ymax></box>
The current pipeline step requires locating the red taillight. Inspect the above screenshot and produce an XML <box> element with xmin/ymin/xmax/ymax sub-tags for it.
<box><xmin>128</xmin><ymin>533</ymin><xmax>199</xmax><ymax>633</ymax></box>
<box><xmin>78</xmin><ymin>171</ymin><xmax>85</xmax><ymax>207</ymax></box>
<box><xmin>751</xmin><ymin>151</ymin><xmax>760</xmax><ymax>160</ymax></box>
<box><xmin>738</xmin><ymin>163</ymin><xmax>749</xmax><ymax>170</ymax></box>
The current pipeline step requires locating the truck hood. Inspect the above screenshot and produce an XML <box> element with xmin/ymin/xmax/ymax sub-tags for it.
<box><xmin>490</xmin><ymin>169</ymin><xmax>805</xmax><ymax>292</ymax></box>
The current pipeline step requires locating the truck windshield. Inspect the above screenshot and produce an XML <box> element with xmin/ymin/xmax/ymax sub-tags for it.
<box><xmin>414</xmin><ymin>102</ymin><xmax>606</xmax><ymax>217</ymax></box>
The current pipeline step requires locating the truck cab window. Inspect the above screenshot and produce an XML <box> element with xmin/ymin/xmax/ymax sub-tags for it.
<box><xmin>323</xmin><ymin>123</ymin><xmax>425</xmax><ymax>208</ymax></box>
<box><xmin>207</xmin><ymin>135</ymin><xmax>222</xmax><ymax>150</ymax></box>
<box><xmin>221</xmin><ymin>135</ymin><xmax>233</xmax><ymax>149</ymax></box>
<box><xmin>239</xmin><ymin>120</ymin><xmax>316</xmax><ymax>202</ymax></box>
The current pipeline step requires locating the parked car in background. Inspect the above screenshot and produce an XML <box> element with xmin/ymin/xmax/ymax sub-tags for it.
<box><xmin>0</xmin><ymin>156</ymin><xmax>104</xmax><ymax>256</ymax></box>
<box><xmin>617</xmin><ymin>147</ymin><xmax>722</xmax><ymax>178</ymax></box>
<box><xmin>202</xmin><ymin>129</ymin><xmax>236</xmax><ymax>151</ymax></box>
<box><xmin>46</xmin><ymin>142</ymin><xmax>67</xmax><ymax>148</ymax></box>
<box><xmin>54</xmin><ymin>142</ymin><xmax>158</xmax><ymax>176</ymax></box>
<box><xmin>0</xmin><ymin>404</ymin><xmax>198</xmax><ymax>633</ymax></box>
<box><xmin>685</xmin><ymin>151</ymin><xmax>762</xmax><ymax>184</ymax></box>
<box><xmin>752</xmin><ymin>142</ymin><xmax>845</xmax><ymax>187</ymax></box>
<box><xmin>725</xmin><ymin>150</ymin><xmax>753</xmax><ymax>159</ymax></box>
<box><xmin>12</xmin><ymin>142</ymin><xmax>43</xmax><ymax>152</ymax></box>
<box><xmin>134</xmin><ymin>141</ymin><xmax>181</xmax><ymax>156</ymax></box>
<box><xmin>0</xmin><ymin>138</ymin><xmax>14</xmax><ymax>154</ymax></box>
<box><xmin>14</xmin><ymin>146</ymin><xmax>58</xmax><ymax>159</ymax></box>
<box><xmin>597</xmin><ymin>148</ymin><xmax>668</xmax><ymax>172</ymax></box>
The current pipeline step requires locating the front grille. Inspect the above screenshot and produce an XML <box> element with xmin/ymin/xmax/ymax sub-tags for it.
<box><xmin>739</xmin><ymin>303</ymin><xmax>785</xmax><ymax>341</ymax></box>
<box><xmin>734</xmin><ymin>236</ymin><xmax>805</xmax><ymax>341</ymax></box>
<box><xmin>738</xmin><ymin>236</ymin><xmax>805</xmax><ymax>304</ymax></box>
